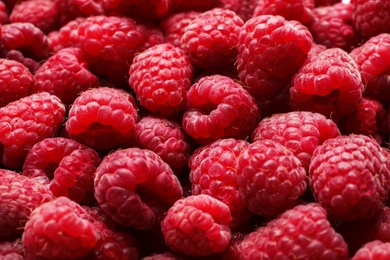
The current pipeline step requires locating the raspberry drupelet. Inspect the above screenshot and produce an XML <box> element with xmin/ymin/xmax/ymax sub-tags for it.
<box><xmin>47</xmin><ymin>17</ymin><xmax>84</xmax><ymax>53</ymax></box>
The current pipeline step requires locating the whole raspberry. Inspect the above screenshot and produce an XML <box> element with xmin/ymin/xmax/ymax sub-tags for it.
<box><xmin>48</xmin><ymin>17</ymin><xmax>84</xmax><ymax>53</ymax></box>
<box><xmin>0</xmin><ymin>240</ymin><xmax>25</xmax><ymax>260</ymax></box>
<box><xmin>180</xmin><ymin>8</ymin><xmax>243</xmax><ymax>69</ymax></box>
<box><xmin>309</xmin><ymin>134</ymin><xmax>390</xmax><ymax>220</ymax></box>
<box><xmin>0</xmin><ymin>58</ymin><xmax>34</xmax><ymax>107</ymax></box>
<box><xmin>22</xmin><ymin>196</ymin><xmax>99</xmax><ymax>259</ymax></box>
<box><xmin>133</xmin><ymin>114</ymin><xmax>191</xmax><ymax>172</ymax></box>
<box><xmin>238</xmin><ymin>203</ymin><xmax>349</xmax><ymax>259</ymax></box>
<box><xmin>33</xmin><ymin>47</ymin><xmax>100</xmax><ymax>106</ymax></box>
<box><xmin>251</xmin><ymin>111</ymin><xmax>341</xmax><ymax>170</ymax></box>
<box><xmin>0</xmin><ymin>92</ymin><xmax>66</xmax><ymax>169</ymax></box>
<box><xmin>289</xmin><ymin>47</ymin><xmax>364</xmax><ymax>122</ymax></box>
<box><xmin>129</xmin><ymin>43</ymin><xmax>193</xmax><ymax>116</ymax></box>
<box><xmin>237</xmin><ymin>140</ymin><xmax>307</xmax><ymax>218</ymax></box>
<box><xmin>53</xmin><ymin>0</ymin><xmax>104</xmax><ymax>27</ymax></box>
<box><xmin>351</xmin><ymin>240</ymin><xmax>390</xmax><ymax>260</ymax></box>
<box><xmin>309</xmin><ymin>2</ymin><xmax>362</xmax><ymax>52</ymax></box>
<box><xmin>94</xmin><ymin>147</ymin><xmax>183</xmax><ymax>230</ymax></box>
<box><xmin>161</xmin><ymin>194</ymin><xmax>232</xmax><ymax>256</ymax></box>
<box><xmin>353</xmin><ymin>0</ymin><xmax>390</xmax><ymax>38</ymax></box>
<box><xmin>9</xmin><ymin>0</ymin><xmax>59</xmax><ymax>34</ymax></box>
<box><xmin>189</xmin><ymin>138</ymin><xmax>253</xmax><ymax>230</ymax></box>
<box><xmin>65</xmin><ymin>87</ymin><xmax>139</xmax><ymax>150</ymax></box>
<box><xmin>237</xmin><ymin>15</ymin><xmax>313</xmax><ymax>100</ymax></box>
<box><xmin>0</xmin><ymin>169</ymin><xmax>54</xmax><ymax>239</ymax></box>
<box><xmin>182</xmin><ymin>75</ymin><xmax>259</xmax><ymax>144</ymax></box>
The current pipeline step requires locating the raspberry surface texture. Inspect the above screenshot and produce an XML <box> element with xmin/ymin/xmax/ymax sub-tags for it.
<box><xmin>351</xmin><ymin>240</ymin><xmax>390</xmax><ymax>260</ymax></box>
<box><xmin>0</xmin><ymin>240</ymin><xmax>25</xmax><ymax>260</ymax></box>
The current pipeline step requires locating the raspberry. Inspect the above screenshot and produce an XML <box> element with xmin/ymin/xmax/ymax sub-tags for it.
<box><xmin>133</xmin><ymin>114</ymin><xmax>191</xmax><ymax>172</ymax></box>
<box><xmin>102</xmin><ymin>0</ymin><xmax>169</xmax><ymax>20</ymax></box>
<box><xmin>309</xmin><ymin>2</ymin><xmax>362</xmax><ymax>52</ymax></box>
<box><xmin>53</xmin><ymin>0</ymin><xmax>104</xmax><ymax>27</ymax></box>
<box><xmin>48</xmin><ymin>17</ymin><xmax>84</xmax><ymax>53</ymax></box>
<box><xmin>182</xmin><ymin>75</ymin><xmax>259</xmax><ymax>144</ymax></box>
<box><xmin>0</xmin><ymin>0</ymin><xmax>8</xmax><ymax>24</ymax></box>
<box><xmin>0</xmin><ymin>58</ymin><xmax>34</xmax><ymax>107</ymax></box>
<box><xmin>161</xmin><ymin>194</ymin><xmax>232</xmax><ymax>256</ymax></box>
<box><xmin>65</xmin><ymin>87</ymin><xmax>139</xmax><ymax>150</ymax></box>
<box><xmin>33</xmin><ymin>47</ymin><xmax>100</xmax><ymax>106</ymax></box>
<box><xmin>4</xmin><ymin>49</ymin><xmax>40</xmax><ymax>73</ymax></box>
<box><xmin>289</xmin><ymin>47</ymin><xmax>364</xmax><ymax>122</ymax></box>
<box><xmin>251</xmin><ymin>111</ymin><xmax>341</xmax><ymax>170</ymax></box>
<box><xmin>253</xmin><ymin>0</ymin><xmax>315</xmax><ymax>26</ymax></box>
<box><xmin>180</xmin><ymin>7</ymin><xmax>244</xmax><ymax>69</ymax></box>
<box><xmin>1</xmin><ymin>22</ymin><xmax>50</xmax><ymax>61</ymax></box>
<box><xmin>221</xmin><ymin>0</ymin><xmax>260</xmax><ymax>22</ymax></box>
<box><xmin>189</xmin><ymin>138</ymin><xmax>253</xmax><ymax>230</ymax></box>
<box><xmin>94</xmin><ymin>147</ymin><xmax>183</xmax><ymax>230</ymax></box>
<box><xmin>237</xmin><ymin>139</ymin><xmax>307</xmax><ymax>218</ymax></box>
<box><xmin>0</xmin><ymin>240</ymin><xmax>25</xmax><ymax>260</ymax></box>
<box><xmin>353</xmin><ymin>0</ymin><xmax>390</xmax><ymax>38</ymax></box>
<box><xmin>142</xmin><ymin>251</ymin><xmax>186</xmax><ymax>260</ymax></box>
<box><xmin>9</xmin><ymin>0</ymin><xmax>59</xmax><ymax>34</ymax></box>
<box><xmin>129</xmin><ymin>43</ymin><xmax>194</xmax><ymax>116</ymax></box>
<box><xmin>237</xmin><ymin>14</ymin><xmax>313</xmax><ymax>100</ymax></box>
<box><xmin>238</xmin><ymin>203</ymin><xmax>349</xmax><ymax>259</ymax></box>
<box><xmin>351</xmin><ymin>240</ymin><xmax>390</xmax><ymax>260</ymax></box>
<box><xmin>0</xmin><ymin>92</ymin><xmax>66</xmax><ymax>169</ymax></box>
<box><xmin>309</xmin><ymin>134</ymin><xmax>390</xmax><ymax>220</ymax></box>
<box><xmin>0</xmin><ymin>169</ymin><xmax>54</xmax><ymax>239</ymax></box>
<box><xmin>22</xmin><ymin>196</ymin><xmax>99</xmax><ymax>259</ymax></box>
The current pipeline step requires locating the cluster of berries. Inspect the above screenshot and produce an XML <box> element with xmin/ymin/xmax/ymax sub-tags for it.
<box><xmin>1</xmin><ymin>0</ymin><xmax>390</xmax><ymax>259</ymax></box>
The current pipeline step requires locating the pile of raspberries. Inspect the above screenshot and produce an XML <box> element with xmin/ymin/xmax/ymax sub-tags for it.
<box><xmin>1</xmin><ymin>0</ymin><xmax>390</xmax><ymax>259</ymax></box>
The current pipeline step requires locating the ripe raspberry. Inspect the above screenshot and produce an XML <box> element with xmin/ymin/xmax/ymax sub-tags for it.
<box><xmin>33</xmin><ymin>47</ymin><xmax>100</xmax><ymax>106</ymax></box>
<box><xmin>351</xmin><ymin>240</ymin><xmax>390</xmax><ymax>260</ymax></box>
<box><xmin>48</xmin><ymin>17</ymin><xmax>84</xmax><ymax>53</ymax></box>
<box><xmin>129</xmin><ymin>43</ymin><xmax>193</xmax><ymax>116</ymax></box>
<box><xmin>161</xmin><ymin>194</ymin><xmax>232</xmax><ymax>256</ymax></box>
<box><xmin>9</xmin><ymin>0</ymin><xmax>59</xmax><ymax>34</ymax></box>
<box><xmin>189</xmin><ymin>138</ymin><xmax>253</xmax><ymax>230</ymax></box>
<box><xmin>4</xmin><ymin>49</ymin><xmax>40</xmax><ymax>73</ymax></box>
<box><xmin>237</xmin><ymin>15</ymin><xmax>313</xmax><ymax>100</ymax></box>
<box><xmin>22</xmin><ymin>196</ymin><xmax>99</xmax><ymax>259</ymax></box>
<box><xmin>309</xmin><ymin>2</ymin><xmax>362</xmax><ymax>52</ymax></box>
<box><xmin>0</xmin><ymin>169</ymin><xmax>54</xmax><ymax>239</ymax></box>
<box><xmin>0</xmin><ymin>58</ymin><xmax>33</xmax><ymax>107</ymax></box>
<box><xmin>221</xmin><ymin>0</ymin><xmax>260</xmax><ymax>22</ymax></box>
<box><xmin>180</xmin><ymin>8</ymin><xmax>244</xmax><ymax>69</ymax></box>
<box><xmin>353</xmin><ymin>0</ymin><xmax>390</xmax><ymax>38</ymax></box>
<box><xmin>309</xmin><ymin>134</ymin><xmax>390</xmax><ymax>220</ymax></box>
<box><xmin>0</xmin><ymin>92</ymin><xmax>66</xmax><ymax>169</ymax></box>
<box><xmin>65</xmin><ymin>87</ymin><xmax>139</xmax><ymax>150</ymax></box>
<box><xmin>253</xmin><ymin>0</ymin><xmax>315</xmax><ymax>26</ymax></box>
<box><xmin>238</xmin><ymin>203</ymin><xmax>349</xmax><ymax>259</ymax></box>
<box><xmin>237</xmin><ymin>140</ymin><xmax>307</xmax><ymax>218</ymax></box>
<box><xmin>1</xmin><ymin>22</ymin><xmax>50</xmax><ymax>61</ymax></box>
<box><xmin>251</xmin><ymin>111</ymin><xmax>341</xmax><ymax>170</ymax></box>
<box><xmin>53</xmin><ymin>0</ymin><xmax>104</xmax><ymax>27</ymax></box>
<box><xmin>169</xmin><ymin>0</ymin><xmax>222</xmax><ymax>13</ymax></box>
<box><xmin>289</xmin><ymin>47</ymin><xmax>364</xmax><ymax>122</ymax></box>
<box><xmin>0</xmin><ymin>240</ymin><xmax>25</xmax><ymax>260</ymax></box>
<box><xmin>182</xmin><ymin>75</ymin><xmax>259</xmax><ymax>144</ymax></box>
<box><xmin>94</xmin><ymin>147</ymin><xmax>183</xmax><ymax>230</ymax></box>
<box><xmin>133</xmin><ymin>114</ymin><xmax>191</xmax><ymax>172</ymax></box>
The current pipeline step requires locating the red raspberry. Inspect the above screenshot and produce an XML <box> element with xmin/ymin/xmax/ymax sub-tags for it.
<box><xmin>289</xmin><ymin>47</ymin><xmax>364</xmax><ymax>122</ymax></box>
<box><xmin>65</xmin><ymin>87</ymin><xmax>139</xmax><ymax>150</ymax></box>
<box><xmin>251</xmin><ymin>111</ymin><xmax>341</xmax><ymax>170</ymax></box>
<box><xmin>4</xmin><ymin>49</ymin><xmax>40</xmax><ymax>73</ymax></box>
<box><xmin>238</xmin><ymin>203</ymin><xmax>349</xmax><ymax>259</ymax></box>
<box><xmin>0</xmin><ymin>240</ymin><xmax>25</xmax><ymax>260</ymax></box>
<box><xmin>309</xmin><ymin>134</ymin><xmax>390</xmax><ymax>220</ymax></box>
<box><xmin>169</xmin><ymin>0</ymin><xmax>222</xmax><ymax>13</ymax></box>
<box><xmin>353</xmin><ymin>0</ymin><xmax>390</xmax><ymax>38</ymax></box>
<box><xmin>22</xmin><ymin>196</ymin><xmax>99</xmax><ymax>259</ymax></box>
<box><xmin>133</xmin><ymin>114</ymin><xmax>191</xmax><ymax>172</ymax></box>
<box><xmin>237</xmin><ymin>140</ymin><xmax>307</xmax><ymax>218</ymax></box>
<box><xmin>33</xmin><ymin>47</ymin><xmax>100</xmax><ymax>106</ymax></box>
<box><xmin>0</xmin><ymin>92</ymin><xmax>66</xmax><ymax>169</ymax></box>
<box><xmin>48</xmin><ymin>17</ymin><xmax>84</xmax><ymax>53</ymax></box>
<box><xmin>351</xmin><ymin>240</ymin><xmax>390</xmax><ymax>260</ymax></box>
<box><xmin>180</xmin><ymin>8</ymin><xmax>244</xmax><ymax>69</ymax></box>
<box><xmin>253</xmin><ymin>0</ymin><xmax>315</xmax><ymax>26</ymax></box>
<box><xmin>189</xmin><ymin>138</ymin><xmax>253</xmax><ymax>230</ymax></box>
<box><xmin>221</xmin><ymin>0</ymin><xmax>260</xmax><ymax>22</ymax></box>
<box><xmin>182</xmin><ymin>75</ymin><xmax>259</xmax><ymax>144</ymax></box>
<box><xmin>53</xmin><ymin>0</ymin><xmax>104</xmax><ymax>27</ymax></box>
<box><xmin>129</xmin><ymin>43</ymin><xmax>194</xmax><ymax>116</ymax></box>
<box><xmin>309</xmin><ymin>2</ymin><xmax>362</xmax><ymax>52</ymax></box>
<box><xmin>9</xmin><ymin>0</ymin><xmax>59</xmax><ymax>34</ymax></box>
<box><xmin>94</xmin><ymin>147</ymin><xmax>183</xmax><ymax>230</ymax></box>
<box><xmin>237</xmin><ymin>14</ymin><xmax>313</xmax><ymax>101</ymax></box>
<box><xmin>0</xmin><ymin>169</ymin><xmax>54</xmax><ymax>239</ymax></box>
<box><xmin>1</xmin><ymin>22</ymin><xmax>50</xmax><ymax>61</ymax></box>
<box><xmin>161</xmin><ymin>194</ymin><xmax>232</xmax><ymax>256</ymax></box>
<box><xmin>0</xmin><ymin>58</ymin><xmax>34</xmax><ymax>107</ymax></box>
